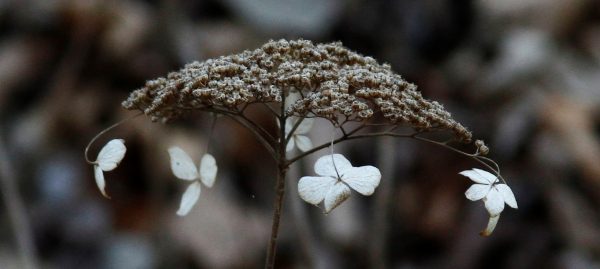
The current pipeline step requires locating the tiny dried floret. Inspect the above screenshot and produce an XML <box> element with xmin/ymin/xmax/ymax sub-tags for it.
<box><xmin>123</xmin><ymin>39</ymin><xmax>472</xmax><ymax>142</ymax></box>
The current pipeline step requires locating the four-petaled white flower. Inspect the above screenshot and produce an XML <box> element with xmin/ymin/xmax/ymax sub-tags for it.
<box><xmin>285</xmin><ymin>117</ymin><xmax>314</xmax><ymax>152</ymax></box>
<box><xmin>168</xmin><ymin>147</ymin><xmax>218</xmax><ymax>216</ymax></box>
<box><xmin>93</xmin><ymin>139</ymin><xmax>126</xmax><ymax>198</ymax></box>
<box><xmin>298</xmin><ymin>154</ymin><xmax>381</xmax><ymax>213</ymax></box>
<box><xmin>460</xmin><ymin>168</ymin><xmax>518</xmax><ymax>236</ymax></box>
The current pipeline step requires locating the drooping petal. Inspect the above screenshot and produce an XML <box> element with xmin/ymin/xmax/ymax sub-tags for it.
<box><xmin>295</xmin><ymin>118</ymin><xmax>314</xmax><ymax>134</ymax></box>
<box><xmin>314</xmin><ymin>154</ymin><xmax>353</xmax><ymax>177</ymax></box>
<box><xmin>472</xmin><ymin>168</ymin><xmax>499</xmax><ymax>183</ymax></box>
<box><xmin>285</xmin><ymin>137</ymin><xmax>295</xmax><ymax>153</ymax></box>
<box><xmin>94</xmin><ymin>165</ymin><xmax>109</xmax><ymax>198</ymax></box>
<box><xmin>295</xmin><ymin>135</ymin><xmax>313</xmax><ymax>152</ymax></box>
<box><xmin>168</xmin><ymin>147</ymin><xmax>198</xmax><ymax>181</ymax></box>
<box><xmin>480</xmin><ymin>215</ymin><xmax>500</xmax><ymax>237</ymax></box>
<box><xmin>96</xmin><ymin>139</ymin><xmax>126</xmax><ymax>171</ymax></box>
<box><xmin>323</xmin><ymin>181</ymin><xmax>351</xmax><ymax>213</ymax></box>
<box><xmin>459</xmin><ymin>169</ymin><xmax>493</xmax><ymax>184</ymax></box>
<box><xmin>484</xmin><ymin>188</ymin><xmax>505</xmax><ymax>216</ymax></box>
<box><xmin>465</xmin><ymin>183</ymin><xmax>491</xmax><ymax>201</ymax></box>
<box><xmin>199</xmin><ymin>154</ymin><xmax>218</xmax><ymax>188</ymax></box>
<box><xmin>340</xmin><ymin>166</ymin><xmax>381</xmax><ymax>196</ymax></box>
<box><xmin>495</xmin><ymin>184</ymin><xmax>518</xmax><ymax>209</ymax></box>
<box><xmin>177</xmin><ymin>182</ymin><xmax>201</xmax><ymax>216</ymax></box>
<box><xmin>298</xmin><ymin>176</ymin><xmax>337</xmax><ymax>205</ymax></box>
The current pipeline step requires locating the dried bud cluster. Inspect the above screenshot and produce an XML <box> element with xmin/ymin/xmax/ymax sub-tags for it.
<box><xmin>123</xmin><ymin>39</ymin><xmax>472</xmax><ymax>142</ymax></box>
<box><xmin>475</xmin><ymin>140</ymin><xmax>489</xmax><ymax>155</ymax></box>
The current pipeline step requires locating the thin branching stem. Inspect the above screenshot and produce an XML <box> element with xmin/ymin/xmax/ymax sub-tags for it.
<box><xmin>261</xmin><ymin>102</ymin><xmax>281</xmax><ymax>118</ymax></box>
<box><xmin>287</xmin><ymin>123</ymin><xmax>368</xmax><ymax>165</ymax></box>
<box><xmin>236</xmin><ymin>112</ymin><xmax>277</xmax><ymax>145</ymax></box>
<box><xmin>284</xmin><ymin>116</ymin><xmax>308</xmax><ymax>147</ymax></box>
<box><xmin>219</xmin><ymin>113</ymin><xmax>277</xmax><ymax>158</ymax></box>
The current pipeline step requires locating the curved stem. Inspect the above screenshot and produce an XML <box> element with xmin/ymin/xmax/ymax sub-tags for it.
<box><xmin>411</xmin><ymin>136</ymin><xmax>506</xmax><ymax>184</ymax></box>
<box><xmin>289</xmin><ymin>128</ymin><xmax>506</xmax><ymax>184</ymax></box>
<box><xmin>84</xmin><ymin>112</ymin><xmax>142</xmax><ymax>164</ymax></box>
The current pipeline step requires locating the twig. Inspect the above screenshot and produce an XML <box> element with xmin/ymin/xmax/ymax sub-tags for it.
<box><xmin>0</xmin><ymin>134</ymin><xmax>39</xmax><ymax>269</ymax></box>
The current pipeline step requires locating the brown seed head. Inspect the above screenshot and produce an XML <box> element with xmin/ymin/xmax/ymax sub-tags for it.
<box><xmin>122</xmin><ymin>39</ymin><xmax>472</xmax><ymax>142</ymax></box>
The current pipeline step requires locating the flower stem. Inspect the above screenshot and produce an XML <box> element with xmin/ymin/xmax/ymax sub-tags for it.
<box><xmin>265</xmin><ymin>163</ymin><xmax>288</xmax><ymax>268</ymax></box>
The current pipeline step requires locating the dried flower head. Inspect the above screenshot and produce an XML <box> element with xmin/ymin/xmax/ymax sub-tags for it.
<box><xmin>122</xmin><ymin>39</ymin><xmax>472</xmax><ymax>142</ymax></box>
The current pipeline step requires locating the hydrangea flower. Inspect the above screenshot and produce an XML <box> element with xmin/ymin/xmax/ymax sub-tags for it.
<box><xmin>460</xmin><ymin>168</ymin><xmax>518</xmax><ymax>236</ymax></box>
<box><xmin>298</xmin><ymin>154</ymin><xmax>381</xmax><ymax>213</ymax></box>
<box><xmin>93</xmin><ymin>139</ymin><xmax>126</xmax><ymax>198</ymax></box>
<box><xmin>168</xmin><ymin>147</ymin><xmax>218</xmax><ymax>216</ymax></box>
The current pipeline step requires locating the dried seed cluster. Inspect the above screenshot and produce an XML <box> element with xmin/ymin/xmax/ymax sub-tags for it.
<box><xmin>123</xmin><ymin>39</ymin><xmax>472</xmax><ymax>142</ymax></box>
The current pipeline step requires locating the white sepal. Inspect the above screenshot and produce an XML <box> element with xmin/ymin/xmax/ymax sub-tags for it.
<box><xmin>96</xmin><ymin>139</ymin><xmax>126</xmax><ymax>171</ymax></box>
<box><xmin>295</xmin><ymin>118</ymin><xmax>313</xmax><ymax>134</ymax></box>
<box><xmin>94</xmin><ymin>165</ymin><xmax>108</xmax><ymax>198</ymax></box>
<box><xmin>168</xmin><ymin>147</ymin><xmax>198</xmax><ymax>181</ymax></box>
<box><xmin>294</xmin><ymin>135</ymin><xmax>313</xmax><ymax>152</ymax></box>
<box><xmin>298</xmin><ymin>176</ymin><xmax>337</xmax><ymax>205</ymax></box>
<box><xmin>199</xmin><ymin>153</ymin><xmax>217</xmax><ymax>188</ymax></box>
<box><xmin>459</xmin><ymin>169</ymin><xmax>493</xmax><ymax>184</ymax></box>
<box><xmin>483</xmin><ymin>187</ymin><xmax>505</xmax><ymax>216</ymax></box>
<box><xmin>473</xmin><ymin>168</ymin><xmax>498</xmax><ymax>183</ymax></box>
<box><xmin>495</xmin><ymin>184</ymin><xmax>518</xmax><ymax>209</ymax></box>
<box><xmin>340</xmin><ymin>166</ymin><xmax>381</xmax><ymax>196</ymax></box>
<box><xmin>324</xmin><ymin>181</ymin><xmax>351</xmax><ymax>213</ymax></box>
<box><xmin>286</xmin><ymin>138</ymin><xmax>295</xmax><ymax>153</ymax></box>
<box><xmin>177</xmin><ymin>182</ymin><xmax>201</xmax><ymax>216</ymax></box>
<box><xmin>480</xmin><ymin>215</ymin><xmax>500</xmax><ymax>237</ymax></box>
<box><xmin>314</xmin><ymin>154</ymin><xmax>352</xmax><ymax>178</ymax></box>
<box><xmin>465</xmin><ymin>184</ymin><xmax>491</xmax><ymax>201</ymax></box>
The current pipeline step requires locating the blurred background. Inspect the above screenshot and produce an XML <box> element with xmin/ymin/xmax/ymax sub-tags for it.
<box><xmin>1</xmin><ymin>0</ymin><xmax>600</xmax><ymax>268</ymax></box>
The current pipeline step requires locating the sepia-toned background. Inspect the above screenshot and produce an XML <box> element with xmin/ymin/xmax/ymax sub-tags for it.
<box><xmin>1</xmin><ymin>0</ymin><xmax>599</xmax><ymax>268</ymax></box>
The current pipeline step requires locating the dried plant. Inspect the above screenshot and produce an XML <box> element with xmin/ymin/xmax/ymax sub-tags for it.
<box><xmin>86</xmin><ymin>39</ymin><xmax>516</xmax><ymax>268</ymax></box>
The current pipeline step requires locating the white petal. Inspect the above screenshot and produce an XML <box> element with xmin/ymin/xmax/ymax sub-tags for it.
<box><xmin>295</xmin><ymin>135</ymin><xmax>313</xmax><ymax>152</ymax></box>
<box><xmin>340</xmin><ymin>166</ymin><xmax>381</xmax><ymax>196</ymax></box>
<box><xmin>324</xmin><ymin>181</ymin><xmax>351</xmax><ymax>213</ymax></box>
<box><xmin>465</xmin><ymin>184</ymin><xmax>491</xmax><ymax>201</ymax></box>
<box><xmin>177</xmin><ymin>182</ymin><xmax>201</xmax><ymax>216</ymax></box>
<box><xmin>459</xmin><ymin>169</ymin><xmax>494</xmax><ymax>184</ymax></box>
<box><xmin>495</xmin><ymin>184</ymin><xmax>518</xmax><ymax>209</ymax></box>
<box><xmin>199</xmin><ymin>154</ymin><xmax>217</xmax><ymax>188</ymax></box>
<box><xmin>480</xmin><ymin>215</ymin><xmax>500</xmax><ymax>237</ymax></box>
<box><xmin>96</xmin><ymin>139</ymin><xmax>126</xmax><ymax>171</ymax></box>
<box><xmin>484</xmin><ymin>188</ymin><xmax>505</xmax><ymax>216</ymax></box>
<box><xmin>94</xmin><ymin>165</ymin><xmax>109</xmax><ymax>198</ymax></box>
<box><xmin>295</xmin><ymin>118</ymin><xmax>314</xmax><ymax>134</ymax></box>
<box><xmin>168</xmin><ymin>147</ymin><xmax>198</xmax><ymax>181</ymax></box>
<box><xmin>473</xmin><ymin>168</ymin><xmax>499</xmax><ymax>183</ymax></box>
<box><xmin>314</xmin><ymin>154</ymin><xmax>353</xmax><ymax>177</ymax></box>
<box><xmin>286</xmin><ymin>137</ymin><xmax>295</xmax><ymax>153</ymax></box>
<box><xmin>298</xmin><ymin>176</ymin><xmax>337</xmax><ymax>205</ymax></box>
